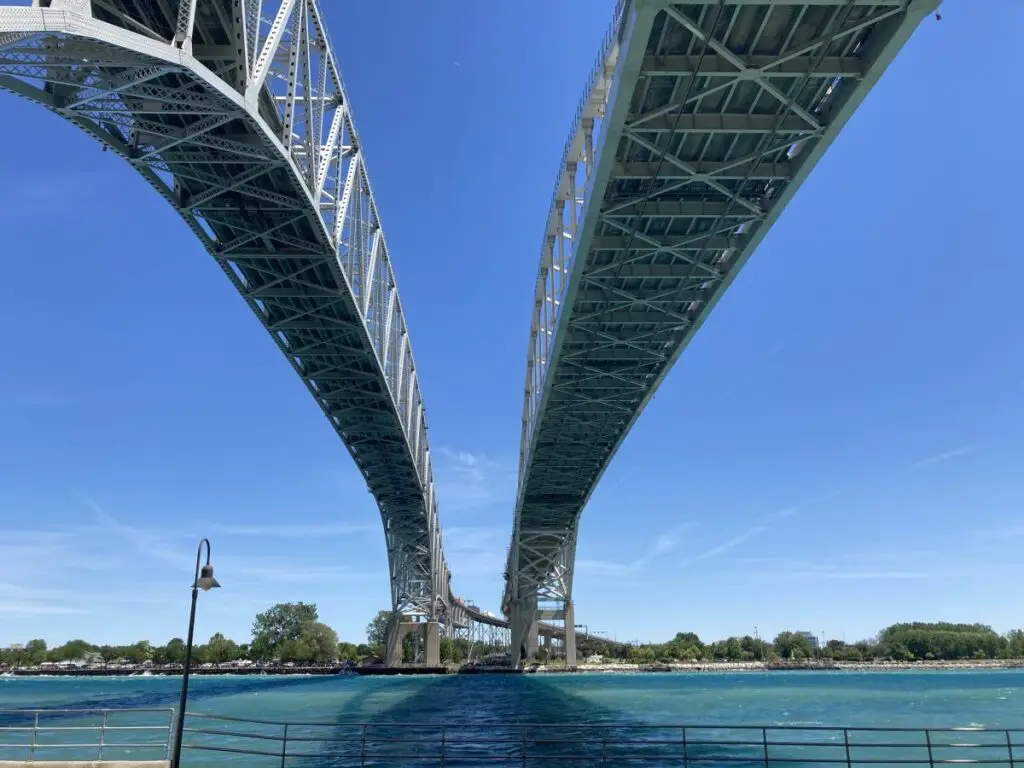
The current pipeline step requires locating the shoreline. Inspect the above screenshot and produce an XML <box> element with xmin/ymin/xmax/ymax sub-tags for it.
<box><xmin>3</xmin><ymin>660</ymin><xmax>1024</xmax><ymax>677</ymax></box>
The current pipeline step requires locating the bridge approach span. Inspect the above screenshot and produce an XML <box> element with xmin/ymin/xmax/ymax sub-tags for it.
<box><xmin>0</xmin><ymin>0</ymin><xmax>454</xmax><ymax>664</ymax></box>
<box><xmin>504</xmin><ymin>0</ymin><xmax>939</xmax><ymax>666</ymax></box>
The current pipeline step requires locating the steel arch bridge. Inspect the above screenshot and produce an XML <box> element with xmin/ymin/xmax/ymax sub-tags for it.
<box><xmin>503</xmin><ymin>0</ymin><xmax>938</xmax><ymax>666</ymax></box>
<box><xmin>0</xmin><ymin>0</ymin><xmax>453</xmax><ymax>661</ymax></box>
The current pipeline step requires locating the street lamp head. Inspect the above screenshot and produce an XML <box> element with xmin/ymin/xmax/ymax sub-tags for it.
<box><xmin>194</xmin><ymin>563</ymin><xmax>220</xmax><ymax>591</ymax></box>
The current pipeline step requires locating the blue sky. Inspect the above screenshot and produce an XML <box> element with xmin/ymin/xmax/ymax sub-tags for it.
<box><xmin>1</xmin><ymin>1</ymin><xmax>1021</xmax><ymax>649</ymax></box>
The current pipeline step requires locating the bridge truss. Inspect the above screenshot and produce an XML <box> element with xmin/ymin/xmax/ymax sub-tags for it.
<box><xmin>0</xmin><ymin>0</ymin><xmax>453</xmax><ymax>629</ymax></box>
<box><xmin>504</xmin><ymin>0</ymin><xmax>938</xmax><ymax>665</ymax></box>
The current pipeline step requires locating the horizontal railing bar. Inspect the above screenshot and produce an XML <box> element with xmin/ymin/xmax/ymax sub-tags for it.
<box><xmin>0</xmin><ymin>729</ymin><xmax>168</xmax><ymax>733</ymax></box>
<box><xmin>0</xmin><ymin>742</ymin><xmax>163</xmax><ymax>749</ymax></box>
<box><xmin>0</xmin><ymin>708</ymin><xmax>173</xmax><ymax>714</ymax></box>
<box><xmin>183</xmin><ymin>726</ymin><xmax>286</xmax><ymax>741</ymax></box>
<box><xmin>179</xmin><ymin>714</ymin><xmax>1024</xmax><ymax>734</ymax></box>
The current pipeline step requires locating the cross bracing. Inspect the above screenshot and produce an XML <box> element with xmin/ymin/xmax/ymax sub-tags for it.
<box><xmin>0</xmin><ymin>0</ymin><xmax>452</xmax><ymax>621</ymax></box>
<box><xmin>504</xmin><ymin>0</ymin><xmax>938</xmax><ymax>626</ymax></box>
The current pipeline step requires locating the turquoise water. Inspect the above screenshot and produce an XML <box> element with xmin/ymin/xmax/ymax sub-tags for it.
<box><xmin>1</xmin><ymin>671</ymin><xmax>1023</xmax><ymax>765</ymax></box>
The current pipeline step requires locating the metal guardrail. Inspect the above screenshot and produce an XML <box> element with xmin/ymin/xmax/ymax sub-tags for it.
<box><xmin>182</xmin><ymin>714</ymin><xmax>1024</xmax><ymax>766</ymax></box>
<box><xmin>0</xmin><ymin>708</ymin><xmax>173</xmax><ymax>762</ymax></box>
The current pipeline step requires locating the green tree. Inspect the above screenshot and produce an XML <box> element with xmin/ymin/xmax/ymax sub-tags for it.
<box><xmin>773</xmin><ymin>632</ymin><xmax>815</xmax><ymax>660</ymax></box>
<box><xmin>439</xmin><ymin>636</ymin><xmax>465</xmax><ymax>663</ymax></box>
<box><xmin>365</xmin><ymin>610</ymin><xmax>393</xmax><ymax>648</ymax></box>
<box><xmin>25</xmin><ymin>639</ymin><xmax>47</xmax><ymax>665</ymax></box>
<box><xmin>299</xmin><ymin>622</ymin><xmax>339</xmax><ymax>663</ymax></box>
<box><xmin>122</xmin><ymin>641</ymin><xmax>153</xmax><ymax>664</ymax></box>
<box><xmin>251</xmin><ymin>602</ymin><xmax>319</xmax><ymax>660</ymax></box>
<box><xmin>204</xmin><ymin>633</ymin><xmax>241</xmax><ymax>663</ymax></box>
<box><xmin>337</xmin><ymin>642</ymin><xmax>361</xmax><ymax>663</ymax></box>
<box><xmin>165</xmin><ymin>638</ymin><xmax>186</xmax><ymax>664</ymax></box>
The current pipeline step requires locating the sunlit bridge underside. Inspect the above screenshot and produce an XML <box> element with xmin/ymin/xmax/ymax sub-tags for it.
<box><xmin>0</xmin><ymin>0</ymin><xmax>456</xmax><ymax>658</ymax></box>
<box><xmin>504</xmin><ymin>0</ymin><xmax>939</xmax><ymax>666</ymax></box>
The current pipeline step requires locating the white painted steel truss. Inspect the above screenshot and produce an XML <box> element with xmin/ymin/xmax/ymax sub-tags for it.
<box><xmin>505</xmin><ymin>0</ymin><xmax>938</xmax><ymax>614</ymax></box>
<box><xmin>0</xmin><ymin>0</ymin><xmax>452</xmax><ymax>621</ymax></box>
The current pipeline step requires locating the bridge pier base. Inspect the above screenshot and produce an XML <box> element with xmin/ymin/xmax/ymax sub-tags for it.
<box><xmin>510</xmin><ymin>595</ymin><xmax>538</xmax><ymax>667</ymax></box>
<box><xmin>424</xmin><ymin>620</ymin><xmax>440</xmax><ymax>666</ymax></box>
<box><xmin>564</xmin><ymin>601</ymin><xmax>576</xmax><ymax>667</ymax></box>
<box><xmin>385</xmin><ymin>617</ymin><xmax>442</xmax><ymax>666</ymax></box>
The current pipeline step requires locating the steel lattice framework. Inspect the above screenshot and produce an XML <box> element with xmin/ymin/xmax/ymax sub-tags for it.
<box><xmin>504</xmin><ymin>0</ymin><xmax>938</xmax><ymax>647</ymax></box>
<box><xmin>0</xmin><ymin>0</ymin><xmax>453</xmax><ymax>621</ymax></box>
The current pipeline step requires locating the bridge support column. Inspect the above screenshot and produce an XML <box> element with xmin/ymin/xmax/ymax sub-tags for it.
<box><xmin>564</xmin><ymin>601</ymin><xmax>576</xmax><ymax>667</ymax></box>
<box><xmin>509</xmin><ymin>594</ymin><xmax>537</xmax><ymax>668</ymax></box>
<box><xmin>423</xmin><ymin>621</ymin><xmax>440</xmax><ymax>667</ymax></box>
<box><xmin>385</xmin><ymin>615</ymin><xmax>405</xmax><ymax>667</ymax></box>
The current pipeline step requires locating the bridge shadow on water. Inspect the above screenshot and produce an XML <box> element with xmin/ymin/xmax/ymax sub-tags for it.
<box><xmin>293</xmin><ymin>674</ymin><xmax>778</xmax><ymax>767</ymax></box>
<box><xmin>0</xmin><ymin>674</ymin><xmax>337</xmax><ymax>727</ymax></box>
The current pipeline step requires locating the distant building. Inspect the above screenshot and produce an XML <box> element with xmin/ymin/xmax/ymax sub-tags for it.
<box><xmin>796</xmin><ymin>631</ymin><xmax>820</xmax><ymax>650</ymax></box>
<box><xmin>5</xmin><ymin>644</ymin><xmax>24</xmax><ymax>651</ymax></box>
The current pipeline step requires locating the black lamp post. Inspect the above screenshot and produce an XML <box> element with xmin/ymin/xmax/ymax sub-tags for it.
<box><xmin>170</xmin><ymin>538</ymin><xmax>220</xmax><ymax>768</ymax></box>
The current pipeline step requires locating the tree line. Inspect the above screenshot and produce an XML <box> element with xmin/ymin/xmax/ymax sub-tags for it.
<box><xmin>0</xmin><ymin>604</ymin><xmax>505</xmax><ymax>667</ymax></box>
<box><xmin>6</xmin><ymin>613</ymin><xmax>1022</xmax><ymax>668</ymax></box>
<box><xmin>576</xmin><ymin>623</ymin><xmax>1024</xmax><ymax>663</ymax></box>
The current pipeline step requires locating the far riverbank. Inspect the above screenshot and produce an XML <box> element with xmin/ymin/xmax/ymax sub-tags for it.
<box><xmin>543</xmin><ymin>659</ymin><xmax>1024</xmax><ymax>673</ymax></box>
<box><xmin>4</xmin><ymin>659</ymin><xmax>1024</xmax><ymax>677</ymax></box>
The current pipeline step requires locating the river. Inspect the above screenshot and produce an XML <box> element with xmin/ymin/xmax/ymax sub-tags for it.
<box><xmin>1</xmin><ymin>670</ymin><xmax>1022</xmax><ymax>765</ymax></box>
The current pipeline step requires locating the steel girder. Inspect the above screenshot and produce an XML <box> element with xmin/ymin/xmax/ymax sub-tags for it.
<box><xmin>504</xmin><ymin>0</ymin><xmax>939</xmax><ymax>614</ymax></box>
<box><xmin>0</xmin><ymin>0</ymin><xmax>452</xmax><ymax>620</ymax></box>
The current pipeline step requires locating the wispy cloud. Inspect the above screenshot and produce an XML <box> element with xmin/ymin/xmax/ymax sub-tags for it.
<box><xmin>974</xmin><ymin>524</ymin><xmax>1024</xmax><ymax>539</ymax></box>
<box><xmin>915</xmin><ymin>444</ymin><xmax>976</xmax><ymax>468</ymax></box>
<box><xmin>0</xmin><ymin>602</ymin><xmax>90</xmax><ymax>616</ymax></box>
<box><xmin>729</xmin><ymin>548</ymin><xmax>939</xmax><ymax>583</ymax></box>
<box><xmin>80</xmin><ymin>494</ymin><xmax>382</xmax><ymax>586</ymax></box>
<box><xmin>435</xmin><ymin>448</ymin><xmax>515</xmax><ymax>513</ymax></box>
<box><xmin>686</xmin><ymin>525</ymin><xmax>768</xmax><ymax>563</ymax></box>
<box><xmin>681</xmin><ymin>489</ymin><xmax>845</xmax><ymax>565</ymax></box>
<box><xmin>579</xmin><ymin>523</ymin><xmax>697</xmax><ymax>574</ymax></box>
<box><xmin>757</xmin><ymin>566</ymin><xmax>929</xmax><ymax>582</ymax></box>
<box><xmin>443</xmin><ymin>526</ymin><xmax>509</xmax><ymax>577</ymax></box>
<box><xmin>211</xmin><ymin>522</ymin><xmax>375</xmax><ymax>538</ymax></box>
<box><xmin>80</xmin><ymin>493</ymin><xmax>182</xmax><ymax>567</ymax></box>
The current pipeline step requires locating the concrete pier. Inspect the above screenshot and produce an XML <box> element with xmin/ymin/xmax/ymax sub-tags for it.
<box><xmin>563</xmin><ymin>601</ymin><xmax>576</xmax><ymax>667</ymax></box>
<box><xmin>385</xmin><ymin>616</ymin><xmax>442</xmax><ymax>666</ymax></box>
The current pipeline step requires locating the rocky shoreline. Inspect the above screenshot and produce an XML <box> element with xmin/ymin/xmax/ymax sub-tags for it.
<box><xmin>3</xmin><ymin>660</ymin><xmax>1023</xmax><ymax>678</ymax></box>
<box><xmin>530</xmin><ymin>660</ymin><xmax>1024</xmax><ymax>674</ymax></box>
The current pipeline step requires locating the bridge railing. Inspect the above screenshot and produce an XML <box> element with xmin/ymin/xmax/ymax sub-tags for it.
<box><xmin>177</xmin><ymin>714</ymin><xmax>1024</xmax><ymax>765</ymax></box>
<box><xmin>521</xmin><ymin>0</ymin><xmax>631</xmax><ymax>476</ymax></box>
<box><xmin>0</xmin><ymin>708</ymin><xmax>173</xmax><ymax>762</ymax></box>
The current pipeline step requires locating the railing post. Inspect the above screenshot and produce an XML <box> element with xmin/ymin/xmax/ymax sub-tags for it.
<box><xmin>925</xmin><ymin>729</ymin><xmax>935</xmax><ymax>768</ymax></box>
<box><xmin>280</xmin><ymin>722</ymin><xmax>288</xmax><ymax>767</ymax></box>
<box><xmin>761</xmin><ymin>726</ymin><xmax>770</xmax><ymax>768</ymax></box>
<box><xmin>843</xmin><ymin>728</ymin><xmax>852</xmax><ymax>768</ymax></box>
<box><xmin>30</xmin><ymin>711</ymin><xmax>39</xmax><ymax>761</ymax></box>
<box><xmin>681</xmin><ymin>727</ymin><xmax>688</xmax><ymax>766</ymax></box>
<box><xmin>1007</xmin><ymin>729</ymin><xmax>1016</xmax><ymax>768</ymax></box>
<box><xmin>165</xmin><ymin>709</ymin><xmax>174</xmax><ymax>759</ymax></box>
<box><xmin>440</xmin><ymin>723</ymin><xmax>446</xmax><ymax>767</ymax></box>
<box><xmin>99</xmin><ymin>710</ymin><xmax>108</xmax><ymax>760</ymax></box>
<box><xmin>359</xmin><ymin>723</ymin><xmax>367</xmax><ymax>767</ymax></box>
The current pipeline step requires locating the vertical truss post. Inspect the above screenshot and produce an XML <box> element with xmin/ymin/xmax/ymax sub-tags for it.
<box><xmin>173</xmin><ymin>0</ymin><xmax>198</xmax><ymax>53</ymax></box>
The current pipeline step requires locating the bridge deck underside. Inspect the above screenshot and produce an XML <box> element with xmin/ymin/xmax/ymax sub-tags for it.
<box><xmin>513</xmin><ymin>0</ymin><xmax>933</xmax><ymax>598</ymax></box>
<box><xmin>0</xmin><ymin>0</ymin><xmax>449</xmax><ymax>617</ymax></box>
